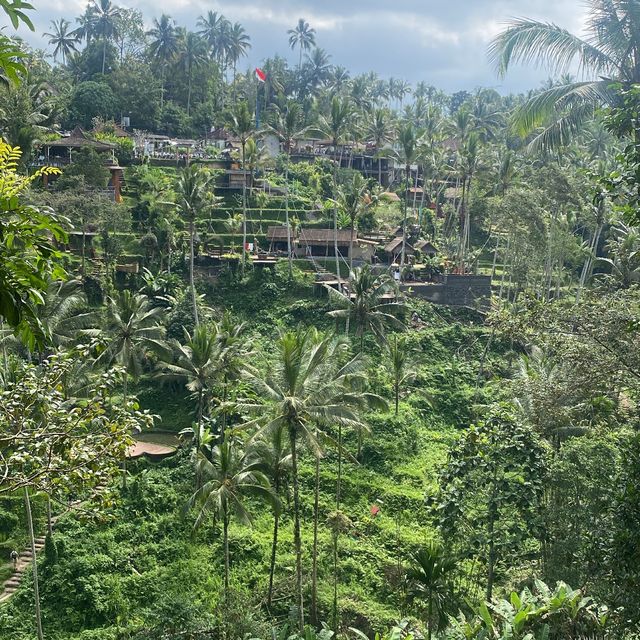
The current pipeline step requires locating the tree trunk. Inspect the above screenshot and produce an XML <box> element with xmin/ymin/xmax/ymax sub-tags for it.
<box><xmin>311</xmin><ymin>451</ymin><xmax>320</xmax><ymax>626</ymax></box>
<box><xmin>189</xmin><ymin>219</ymin><xmax>199</xmax><ymax>326</ymax></box>
<box><xmin>336</xmin><ymin>423</ymin><xmax>343</xmax><ymax>509</ymax></box>
<box><xmin>267</xmin><ymin>481</ymin><xmax>280</xmax><ymax>607</ymax></box>
<box><xmin>241</xmin><ymin>141</ymin><xmax>247</xmax><ymax>272</ymax></box>
<box><xmin>101</xmin><ymin>37</ymin><xmax>107</xmax><ymax>74</ymax></box>
<box><xmin>187</xmin><ymin>68</ymin><xmax>192</xmax><ymax>116</ymax></box>
<box><xmin>400</xmin><ymin>163</ymin><xmax>410</xmax><ymax>275</ymax></box>
<box><xmin>46</xmin><ymin>496</ymin><xmax>53</xmax><ymax>537</ymax></box>
<box><xmin>285</xmin><ymin>159</ymin><xmax>293</xmax><ymax>279</ymax></box>
<box><xmin>332</xmin><ymin>530</ymin><xmax>339</xmax><ymax>634</ymax></box>
<box><xmin>333</xmin><ymin>160</ymin><xmax>341</xmax><ymax>288</ymax></box>
<box><xmin>394</xmin><ymin>379</ymin><xmax>399</xmax><ymax>415</ymax></box>
<box><xmin>223</xmin><ymin>507</ymin><xmax>230</xmax><ymax>600</ymax></box>
<box><xmin>24</xmin><ymin>487</ymin><xmax>44</xmax><ymax>640</ymax></box>
<box><xmin>289</xmin><ymin>429</ymin><xmax>304</xmax><ymax>631</ymax></box>
<box><xmin>122</xmin><ymin>372</ymin><xmax>128</xmax><ymax>490</ymax></box>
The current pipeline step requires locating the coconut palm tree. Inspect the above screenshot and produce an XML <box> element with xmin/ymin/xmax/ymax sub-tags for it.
<box><xmin>158</xmin><ymin>323</ymin><xmax>222</xmax><ymax>456</ymax></box>
<box><xmin>488</xmin><ymin>0</ymin><xmax>640</xmax><ymax>152</ymax></box>
<box><xmin>366</xmin><ymin>108</ymin><xmax>394</xmax><ymax>185</ymax></box>
<box><xmin>35</xmin><ymin>280</ymin><xmax>100</xmax><ymax>355</ymax></box>
<box><xmin>288</xmin><ymin>18</ymin><xmax>316</xmax><ymax>73</ymax></box>
<box><xmin>196</xmin><ymin>10</ymin><xmax>227</xmax><ymax>60</ymax></box>
<box><xmin>304</xmin><ymin>47</ymin><xmax>332</xmax><ymax>95</ymax></box>
<box><xmin>97</xmin><ymin>290</ymin><xmax>168</xmax><ymax>403</ymax></box>
<box><xmin>386</xmin><ymin>334</ymin><xmax>416</xmax><ymax>415</ymax></box>
<box><xmin>334</xmin><ymin>172</ymin><xmax>370</xmax><ymax>274</ymax></box>
<box><xmin>176</xmin><ymin>165</ymin><xmax>214</xmax><ymax>326</ymax></box>
<box><xmin>326</xmin><ymin>265</ymin><xmax>407</xmax><ymax>351</ymax></box>
<box><xmin>187</xmin><ymin>438</ymin><xmax>276</xmax><ymax>607</ymax></box>
<box><xmin>406</xmin><ymin>542</ymin><xmax>458</xmax><ymax>640</ymax></box>
<box><xmin>249</xmin><ymin>423</ymin><xmax>291</xmax><ymax>606</ymax></box>
<box><xmin>177</xmin><ymin>30</ymin><xmax>208</xmax><ymax>115</ymax></box>
<box><xmin>240</xmin><ymin>327</ymin><xmax>373</xmax><ymax>631</ymax></box>
<box><xmin>264</xmin><ymin>100</ymin><xmax>314</xmax><ymax>277</ymax></box>
<box><xmin>226</xmin><ymin>101</ymin><xmax>254</xmax><ymax>272</ymax></box>
<box><xmin>227</xmin><ymin>22</ymin><xmax>251</xmax><ymax>103</ymax></box>
<box><xmin>44</xmin><ymin>19</ymin><xmax>79</xmax><ymax>64</ymax></box>
<box><xmin>146</xmin><ymin>14</ymin><xmax>179</xmax><ymax>110</ymax></box>
<box><xmin>89</xmin><ymin>0</ymin><xmax>122</xmax><ymax>74</ymax></box>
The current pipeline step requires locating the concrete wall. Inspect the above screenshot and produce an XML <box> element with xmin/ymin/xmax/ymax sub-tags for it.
<box><xmin>401</xmin><ymin>274</ymin><xmax>491</xmax><ymax>310</ymax></box>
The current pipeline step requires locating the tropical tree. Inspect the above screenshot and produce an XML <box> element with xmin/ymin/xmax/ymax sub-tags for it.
<box><xmin>385</xmin><ymin>333</ymin><xmax>416</xmax><ymax>415</ymax></box>
<box><xmin>97</xmin><ymin>290</ymin><xmax>167</xmax><ymax>404</ymax></box>
<box><xmin>89</xmin><ymin>0</ymin><xmax>122</xmax><ymax>74</ymax></box>
<box><xmin>226</xmin><ymin>101</ymin><xmax>254</xmax><ymax>271</ymax></box>
<box><xmin>288</xmin><ymin>18</ymin><xmax>316</xmax><ymax>73</ymax></box>
<box><xmin>250</xmin><ymin>423</ymin><xmax>291</xmax><ymax>606</ymax></box>
<box><xmin>177</xmin><ymin>30</ymin><xmax>208</xmax><ymax>115</ymax></box>
<box><xmin>241</xmin><ymin>328</ymin><xmax>374</xmax><ymax>630</ymax></box>
<box><xmin>488</xmin><ymin>0</ymin><xmax>640</xmax><ymax>152</ymax></box>
<box><xmin>327</xmin><ymin>265</ymin><xmax>406</xmax><ymax>351</ymax></box>
<box><xmin>43</xmin><ymin>19</ymin><xmax>79</xmax><ymax>64</ymax></box>
<box><xmin>366</xmin><ymin>108</ymin><xmax>394</xmax><ymax>185</ymax></box>
<box><xmin>146</xmin><ymin>14</ymin><xmax>179</xmax><ymax>110</ymax></box>
<box><xmin>227</xmin><ymin>22</ymin><xmax>251</xmax><ymax>102</ymax></box>
<box><xmin>158</xmin><ymin>323</ymin><xmax>221</xmax><ymax>456</ymax></box>
<box><xmin>334</xmin><ymin>172</ymin><xmax>370</xmax><ymax>274</ymax></box>
<box><xmin>406</xmin><ymin>542</ymin><xmax>458</xmax><ymax>640</ymax></box>
<box><xmin>264</xmin><ymin>99</ymin><xmax>313</xmax><ymax>277</ymax></box>
<box><xmin>187</xmin><ymin>438</ymin><xmax>276</xmax><ymax>607</ymax></box>
<box><xmin>175</xmin><ymin>165</ymin><xmax>214</xmax><ymax>325</ymax></box>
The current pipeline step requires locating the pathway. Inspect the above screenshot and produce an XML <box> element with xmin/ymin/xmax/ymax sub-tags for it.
<box><xmin>0</xmin><ymin>534</ymin><xmax>46</xmax><ymax>604</ymax></box>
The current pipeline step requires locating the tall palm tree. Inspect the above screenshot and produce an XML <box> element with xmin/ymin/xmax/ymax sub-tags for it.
<box><xmin>90</xmin><ymin>0</ymin><xmax>122</xmax><ymax>74</ymax></box>
<box><xmin>44</xmin><ymin>19</ymin><xmax>79</xmax><ymax>64</ymax></box>
<box><xmin>264</xmin><ymin>100</ymin><xmax>313</xmax><ymax>277</ymax></box>
<box><xmin>240</xmin><ymin>328</ymin><xmax>371</xmax><ymax>631</ymax></box>
<box><xmin>488</xmin><ymin>0</ymin><xmax>640</xmax><ymax>152</ymax></box>
<box><xmin>334</xmin><ymin>173</ymin><xmax>370</xmax><ymax>274</ymax></box>
<box><xmin>146</xmin><ymin>14</ymin><xmax>179</xmax><ymax>110</ymax></box>
<box><xmin>319</xmin><ymin>97</ymin><xmax>354</xmax><ymax>282</ymax></box>
<box><xmin>187</xmin><ymin>438</ymin><xmax>276</xmax><ymax>607</ymax></box>
<box><xmin>406</xmin><ymin>542</ymin><xmax>458</xmax><ymax>640</ymax></box>
<box><xmin>227</xmin><ymin>22</ymin><xmax>251</xmax><ymax>103</ymax></box>
<box><xmin>196</xmin><ymin>10</ymin><xmax>227</xmax><ymax>59</ymax></box>
<box><xmin>158</xmin><ymin>323</ymin><xmax>221</xmax><ymax>456</ymax></box>
<box><xmin>175</xmin><ymin>165</ymin><xmax>214</xmax><ymax>326</ymax></box>
<box><xmin>226</xmin><ymin>101</ymin><xmax>254</xmax><ymax>272</ymax></box>
<box><xmin>326</xmin><ymin>265</ymin><xmax>407</xmax><ymax>351</ymax></box>
<box><xmin>386</xmin><ymin>334</ymin><xmax>416</xmax><ymax>415</ymax></box>
<box><xmin>97</xmin><ymin>290</ymin><xmax>168</xmax><ymax>410</ymax></box>
<box><xmin>250</xmin><ymin>423</ymin><xmax>291</xmax><ymax>606</ymax></box>
<box><xmin>178</xmin><ymin>30</ymin><xmax>208</xmax><ymax>115</ymax></box>
<box><xmin>288</xmin><ymin>18</ymin><xmax>316</xmax><ymax>73</ymax></box>
<box><xmin>304</xmin><ymin>47</ymin><xmax>332</xmax><ymax>94</ymax></box>
<box><xmin>366</xmin><ymin>108</ymin><xmax>393</xmax><ymax>185</ymax></box>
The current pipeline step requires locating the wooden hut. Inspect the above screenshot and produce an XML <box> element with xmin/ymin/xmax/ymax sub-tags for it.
<box><xmin>267</xmin><ymin>226</ymin><xmax>293</xmax><ymax>252</ymax></box>
<box><xmin>414</xmin><ymin>240</ymin><xmax>438</xmax><ymax>257</ymax></box>
<box><xmin>298</xmin><ymin>228</ymin><xmax>353</xmax><ymax>258</ymax></box>
<box><xmin>384</xmin><ymin>236</ymin><xmax>414</xmax><ymax>264</ymax></box>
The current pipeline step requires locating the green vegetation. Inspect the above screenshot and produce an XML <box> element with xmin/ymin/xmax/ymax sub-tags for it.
<box><xmin>3</xmin><ymin>1</ymin><xmax>640</xmax><ymax>639</ymax></box>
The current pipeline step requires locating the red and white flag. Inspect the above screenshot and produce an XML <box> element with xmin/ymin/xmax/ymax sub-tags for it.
<box><xmin>255</xmin><ymin>67</ymin><xmax>266</xmax><ymax>82</ymax></box>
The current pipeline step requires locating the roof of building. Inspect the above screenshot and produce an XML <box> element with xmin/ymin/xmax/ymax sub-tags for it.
<box><xmin>444</xmin><ymin>186</ymin><xmax>463</xmax><ymax>199</ymax></box>
<box><xmin>267</xmin><ymin>226</ymin><xmax>291</xmax><ymax>240</ymax></box>
<box><xmin>384</xmin><ymin>236</ymin><xmax>414</xmax><ymax>253</ymax></box>
<box><xmin>380</xmin><ymin>191</ymin><xmax>401</xmax><ymax>202</ymax></box>
<box><xmin>300</xmin><ymin>228</ymin><xmax>354</xmax><ymax>245</ymax></box>
<box><xmin>414</xmin><ymin>240</ymin><xmax>438</xmax><ymax>253</ymax></box>
<box><xmin>45</xmin><ymin>126</ymin><xmax>116</xmax><ymax>150</ymax></box>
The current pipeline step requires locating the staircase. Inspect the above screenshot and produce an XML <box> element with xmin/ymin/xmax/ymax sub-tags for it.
<box><xmin>0</xmin><ymin>535</ymin><xmax>46</xmax><ymax>603</ymax></box>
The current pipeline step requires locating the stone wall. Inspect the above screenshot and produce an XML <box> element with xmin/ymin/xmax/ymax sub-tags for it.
<box><xmin>401</xmin><ymin>274</ymin><xmax>491</xmax><ymax>310</ymax></box>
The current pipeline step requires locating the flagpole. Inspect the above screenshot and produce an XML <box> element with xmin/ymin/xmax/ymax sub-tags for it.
<box><xmin>255</xmin><ymin>76</ymin><xmax>261</xmax><ymax>130</ymax></box>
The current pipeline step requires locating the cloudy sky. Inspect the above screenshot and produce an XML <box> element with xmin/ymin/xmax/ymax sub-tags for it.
<box><xmin>16</xmin><ymin>0</ymin><xmax>588</xmax><ymax>93</ymax></box>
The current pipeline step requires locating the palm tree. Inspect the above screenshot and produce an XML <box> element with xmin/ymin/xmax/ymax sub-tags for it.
<box><xmin>264</xmin><ymin>100</ymin><xmax>314</xmax><ymax>277</ymax></box>
<box><xmin>158</xmin><ymin>324</ymin><xmax>221</xmax><ymax>456</ymax></box>
<box><xmin>488</xmin><ymin>1</ymin><xmax>640</xmax><ymax>152</ymax></box>
<box><xmin>249</xmin><ymin>423</ymin><xmax>291</xmax><ymax>606</ymax></box>
<box><xmin>241</xmin><ymin>328</ymin><xmax>371</xmax><ymax>631</ymax></box>
<box><xmin>386</xmin><ymin>334</ymin><xmax>416</xmax><ymax>415</ymax></box>
<box><xmin>196</xmin><ymin>10</ymin><xmax>227</xmax><ymax>59</ymax></box>
<box><xmin>386</xmin><ymin>122</ymin><xmax>420</xmax><ymax>272</ymax></box>
<box><xmin>178</xmin><ymin>30</ymin><xmax>208</xmax><ymax>115</ymax></box>
<box><xmin>227</xmin><ymin>22</ymin><xmax>251</xmax><ymax>103</ymax></box>
<box><xmin>288</xmin><ymin>18</ymin><xmax>316</xmax><ymax>73</ymax></box>
<box><xmin>334</xmin><ymin>173</ymin><xmax>370</xmax><ymax>274</ymax></box>
<box><xmin>326</xmin><ymin>265</ymin><xmax>407</xmax><ymax>351</ymax></box>
<box><xmin>44</xmin><ymin>19</ymin><xmax>79</xmax><ymax>64</ymax></box>
<box><xmin>90</xmin><ymin>0</ymin><xmax>122</xmax><ymax>75</ymax></box>
<box><xmin>366</xmin><ymin>108</ymin><xmax>393</xmax><ymax>185</ymax></box>
<box><xmin>36</xmin><ymin>280</ymin><xmax>100</xmax><ymax>355</ymax></box>
<box><xmin>304</xmin><ymin>47</ymin><xmax>332</xmax><ymax>94</ymax></box>
<box><xmin>97</xmin><ymin>290</ymin><xmax>168</xmax><ymax>403</ymax></box>
<box><xmin>226</xmin><ymin>101</ymin><xmax>254</xmax><ymax>272</ymax></box>
<box><xmin>176</xmin><ymin>165</ymin><xmax>214</xmax><ymax>326</ymax></box>
<box><xmin>187</xmin><ymin>438</ymin><xmax>276</xmax><ymax>607</ymax></box>
<box><xmin>406</xmin><ymin>542</ymin><xmax>458</xmax><ymax>640</ymax></box>
<box><xmin>146</xmin><ymin>14</ymin><xmax>179</xmax><ymax>110</ymax></box>
<box><xmin>319</xmin><ymin>97</ymin><xmax>354</xmax><ymax>283</ymax></box>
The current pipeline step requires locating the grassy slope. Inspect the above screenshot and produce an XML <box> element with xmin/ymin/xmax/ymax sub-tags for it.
<box><xmin>1</xmin><ymin>268</ymin><xmax>506</xmax><ymax>640</ymax></box>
